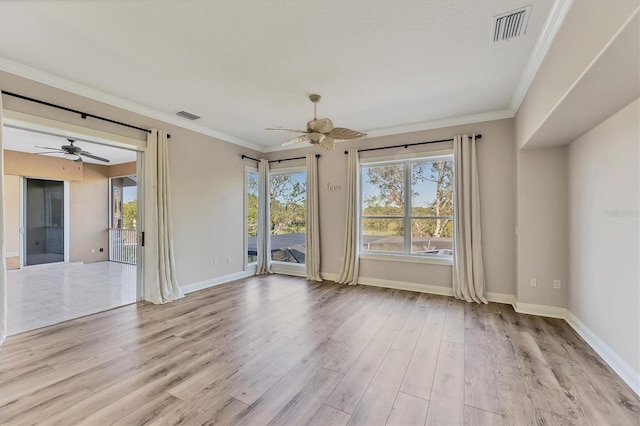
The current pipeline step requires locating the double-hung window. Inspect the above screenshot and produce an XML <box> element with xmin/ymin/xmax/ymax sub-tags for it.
<box><xmin>360</xmin><ymin>153</ymin><xmax>454</xmax><ymax>260</ymax></box>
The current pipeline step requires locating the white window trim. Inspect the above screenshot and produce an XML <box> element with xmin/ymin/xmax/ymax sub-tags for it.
<box><xmin>244</xmin><ymin>165</ymin><xmax>258</xmax><ymax>271</ymax></box>
<box><xmin>359</xmin><ymin>150</ymin><xmax>454</xmax><ymax>264</ymax></box>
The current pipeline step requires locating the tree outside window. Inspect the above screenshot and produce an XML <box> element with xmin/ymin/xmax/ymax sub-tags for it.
<box><xmin>361</xmin><ymin>156</ymin><xmax>454</xmax><ymax>256</ymax></box>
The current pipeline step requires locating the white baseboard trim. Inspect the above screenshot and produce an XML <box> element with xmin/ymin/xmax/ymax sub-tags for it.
<box><xmin>6</xmin><ymin>251</ymin><xmax>19</xmax><ymax>257</ymax></box>
<box><xmin>321</xmin><ymin>273</ymin><xmax>514</xmax><ymax>304</ymax></box>
<box><xmin>565</xmin><ymin>310</ymin><xmax>640</xmax><ymax>396</ymax></box>
<box><xmin>182</xmin><ymin>270</ymin><xmax>255</xmax><ymax>294</ymax></box>
<box><xmin>513</xmin><ymin>301</ymin><xmax>567</xmax><ymax>319</ymax></box>
<box><xmin>486</xmin><ymin>292</ymin><xmax>516</xmax><ymax>305</ymax></box>
<box><xmin>358</xmin><ymin>276</ymin><xmax>454</xmax><ymax>297</ymax></box>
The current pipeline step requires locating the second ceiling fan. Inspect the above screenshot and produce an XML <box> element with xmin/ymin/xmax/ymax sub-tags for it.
<box><xmin>267</xmin><ymin>94</ymin><xmax>367</xmax><ymax>150</ymax></box>
<box><xmin>36</xmin><ymin>139</ymin><xmax>110</xmax><ymax>163</ymax></box>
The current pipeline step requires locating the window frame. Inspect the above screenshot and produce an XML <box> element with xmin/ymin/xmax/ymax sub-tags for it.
<box><xmin>268</xmin><ymin>165</ymin><xmax>307</xmax><ymax>270</ymax></box>
<box><xmin>244</xmin><ymin>165</ymin><xmax>259</xmax><ymax>271</ymax></box>
<box><xmin>359</xmin><ymin>150</ymin><xmax>454</xmax><ymax>265</ymax></box>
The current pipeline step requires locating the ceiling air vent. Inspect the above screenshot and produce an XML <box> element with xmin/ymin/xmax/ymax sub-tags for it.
<box><xmin>492</xmin><ymin>5</ymin><xmax>532</xmax><ymax>42</ymax></box>
<box><xmin>176</xmin><ymin>110</ymin><xmax>201</xmax><ymax>120</ymax></box>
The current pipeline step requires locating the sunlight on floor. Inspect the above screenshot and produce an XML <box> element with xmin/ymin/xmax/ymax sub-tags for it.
<box><xmin>7</xmin><ymin>261</ymin><xmax>137</xmax><ymax>335</ymax></box>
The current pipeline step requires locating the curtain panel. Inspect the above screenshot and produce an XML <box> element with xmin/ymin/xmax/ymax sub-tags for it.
<box><xmin>256</xmin><ymin>159</ymin><xmax>272</xmax><ymax>275</ymax></box>
<box><xmin>0</xmin><ymin>93</ymin><xmax>7</xmax><ymax>344</ymax></box>
<box><xmin>306</xmin><ymin>154</ymin><xmax>322</xmax><ymax>281</ymax></box>
<box><xmin>143</xmin><ymin>129</ymin><xmax>183</xmax><ymax>304</ymax></box>
<box><xmin>337</xmin><ymin>148</ymin><xmax>360</xmax><ymax>285</ymax></box>
<box><xmin>452</xmin><ymin>134</ymin><xmax>487</xmax><ymax>304</ymax></box>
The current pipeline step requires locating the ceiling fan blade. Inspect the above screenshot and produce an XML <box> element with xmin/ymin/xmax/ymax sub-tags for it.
<box><xmin>266</xmin><ymin>128</ymin><xmax>308</xmax><ymax>133</ymax></box>
<box><xmin>327</xmin><ymin>127</ymin><xmax>367</xmax><ymax>140</ymax></box>
<box><xmin>307</xmin><ymin>118</ymin><xmax>333</xmax><ymax>133</ymax></box>
<box><xmin>79</xmin><ymin>151</ymin><xmax>110</xmax><ymax>163</ymax></box>
<box><xmin>319</xmin><ymin>137</ymin><xmax>335</xmax><ymax>150</ymax></box>
<box><xmin>34</xmin><ymin>151</ymin><xmax>64</xmax><ymax>156</ymax></box>
<box><xmin>35</xmin><ymin>146</ymin><xmax>66</xmax><ymax>152</ymax></box>
<box><xmin>281</xmin><ymin>135</ymin><xmax>309</xmax><ymax>146</ymax></box>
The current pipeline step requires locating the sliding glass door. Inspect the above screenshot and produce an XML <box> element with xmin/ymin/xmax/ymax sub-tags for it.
<box><xmin>23</xmin><ymin>178</ymin><xmax>65</xmax><ymax>266</ymax></box>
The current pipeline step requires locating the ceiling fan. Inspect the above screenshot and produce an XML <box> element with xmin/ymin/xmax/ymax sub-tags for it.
<box><xmin>267</xmin><ymin>94</ymin><xmax>367</xmax><ymax>150</ymax></box>
<box><xmin>35</xmin><ymin>139</ymin><xmax>110</xmax><ymax>163</ymax></box>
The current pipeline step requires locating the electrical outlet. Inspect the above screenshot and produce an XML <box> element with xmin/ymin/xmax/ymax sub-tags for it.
<box><xmin>214</xmin><ymin>259</ymin><xmax>219</xmax><ymax>266</ymax></box>
<box><xmin>554</xmin><ymin>280</ymin><xmax>562</xmax><ymax>289</ymax></box>
<box><xmin>530</xmin><ymin>278</ymin><xmax>537</xmax><ymax>287</ymax></box>
<box><xmin>91</xmin><ymin>248</ymin><xmax>95</xmax><ymax>253</ymax></box>
<box><xmin>227</xmin><ymin>256</ymin><xmax>232</xmax><ymax>263</ymax></box>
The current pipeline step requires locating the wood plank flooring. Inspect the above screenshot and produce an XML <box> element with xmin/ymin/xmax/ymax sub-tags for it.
<box><xmin>1</xmin><ymin>274</ymin><xmax>638</xmax><ymax>425</ymax></box>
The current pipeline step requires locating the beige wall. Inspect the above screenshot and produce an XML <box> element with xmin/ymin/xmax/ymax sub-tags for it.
<box><xmin>517</xmin><ymin>147</ymin><xmax>568</xmax><ymax>307</ymax></box>
<box><xmin>268</xmin><ymin>118</ymin><xmax>517</xmax><ymax>296</ymax></box>
<box><xmin>69</xmin><ymin>164</ymin><xmax>110</xmax><ymax>263</ymax></box>
<box><xmin>568</xmin><ymin>98</ymin><xmax>639</xmax><ymax>377</ymax></box>
<box><xmin>515</xmin><ymin>0</ymin><xmax>639</xmax><ymax>149</ymax></box>
<box><xmin>4</xmin><ymin>150</ymin><xmax>83</xmax><ymax>181</ymax></box>
<box><xmin>4</xmin><ymin>175</ymin><xmax>20</xmax><ymax>256</ymax></box>
<box><xmin>107</xmin><ymin>161</ymin><xmax>136</xmax><ymax>178</ymax></box>
<box><xmin>2</xmin><ymin>70</ymin><xmax>262</xmax><ymax>284</ymax></box>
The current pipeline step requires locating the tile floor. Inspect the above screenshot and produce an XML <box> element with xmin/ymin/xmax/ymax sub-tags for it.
<box><xmin>7</xmin><ymin>261</ymin><xmax>137</xmax><ymax>335</ymax></box>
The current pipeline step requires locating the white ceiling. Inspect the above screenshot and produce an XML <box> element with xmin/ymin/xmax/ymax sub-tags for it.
<box><xmin>0</xmin><ymin>0</ymin><xmax>564</xmax><ymax>152</ymax></box>
<box><xmin>2</xmin><ymin>126</ymin><xmax>137</xmax><ymax>165</ymax></box>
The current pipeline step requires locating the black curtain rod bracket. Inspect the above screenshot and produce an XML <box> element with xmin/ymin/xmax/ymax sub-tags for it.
<box><xmin>344</xmin><ymin>134</ymin><xmax>482</xmax><ymax>155</ymax></box>
<box><xmin>241</xmin><ymin>154</ymin><xmax>260</xmax><ymax>162</ymax></box>
<box><xmin>2</xmin><ymin>91</ymin><xmax>170</xmax><ymax>138</ymax></box>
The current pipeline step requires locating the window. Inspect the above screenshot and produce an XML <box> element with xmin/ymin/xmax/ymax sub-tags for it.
<box><xmin>245</xmin><ymin>168</ymin><xmax>259</xmax><ymax>265</ymax></box>
<box><xmin>361</xmin><ymin>155</ymin><xmax>454</xmax><ymax>258</ymax></box>
<box><xmin>269</xmin><ymin>169</ymin><xmax>306</xmax><ymax>264</ymax></box>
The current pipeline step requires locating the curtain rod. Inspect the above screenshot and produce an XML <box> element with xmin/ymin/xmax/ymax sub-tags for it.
<box><xmin>1</xmin><ymin>91</ymin><xmax>171</xmax><ymax>138</ymax></box>
<box><xmin>241</xmin><ymin>154</ymin><xmax>320</xmax><ymax>163</ymax></box>
<box><xmin>343</xmin><ymin>134</ymin><xmax>482</xmax><ymax>154</ymax></box>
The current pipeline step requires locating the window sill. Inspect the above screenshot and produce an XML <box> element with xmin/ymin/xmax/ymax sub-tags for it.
<box><xmin>360</xmin><ymin>252</ymin><xmax>453</xmax><ymax>266</ymax></box>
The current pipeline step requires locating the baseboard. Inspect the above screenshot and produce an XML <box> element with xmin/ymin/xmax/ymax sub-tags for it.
<box><xmin>358</xmin><ymin>276</ymin><xmax>455</xmax><ymax>297</ymax></box>
<box><xmin>513</xmin><ymin>301</ymin><xmax>567</xmax><ymax>319</ymax></box>
<box><xmin>321</xmin><ymin>273</ymin><xmax>515</xmax><ymax>304</ymax></box>
<box><xmin>486</xmin><ymin>292</ymin><xmax>516</xmax><ymax>305</ymax></box>
<box><xmin>6</xmin><ymin>251</ymin><xmax>19</xmax><ymax>257</ymax></box>
<box><xmin>182</xmin><ymin>270</ymin><xmax>255</xmax><ymax>294</ymax></box>
<box><xmin>565</xmin><ymin>310</ymin><xmax>640</xmax><ymax>396</ymax></box>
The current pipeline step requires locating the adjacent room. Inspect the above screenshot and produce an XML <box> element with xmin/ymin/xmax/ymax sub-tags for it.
<box><xmin>0</xmin><ymin>1</ymin><xmax>638</xmax><ymax>425</ymax></box>
<box><xmin>2</xmin><ymin>127</ymin><xmax>139</xmax><ymax>334</ymax></box>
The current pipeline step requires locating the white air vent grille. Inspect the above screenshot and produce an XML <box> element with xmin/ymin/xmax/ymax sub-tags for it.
<box><xmin>176</xmin><ymin>111</ymin><xmax>201</xmax><ymax>120</ymax></box>
<box><xmin>492</xmin><ymin>5</ymin><xmax>532</xmax><ymax>42</ymax></box>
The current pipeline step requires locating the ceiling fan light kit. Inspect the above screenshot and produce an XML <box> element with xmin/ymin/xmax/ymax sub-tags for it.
<box><xmin>267</xmin><ymin>94</ymin><xmax>367</xmax><ymax>150</ymax></box>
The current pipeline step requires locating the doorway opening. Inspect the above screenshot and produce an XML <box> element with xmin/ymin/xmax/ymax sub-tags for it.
<box><xmin>2</xmin><ymin>123</ymin><xmax>144</xmax><ymax>335</ymax></box>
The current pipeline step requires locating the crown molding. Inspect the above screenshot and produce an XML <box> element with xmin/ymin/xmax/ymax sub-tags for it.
<box><xmin>510</xmin><ymin>0</ymin><xmax>573</xmax><ymax>113</ymax></box>
<box><xmin>262</xmin><ymin>108</ymin><xmax>514</xmax><ymax>153</ymax></box>
<box><xmin>0</xmin><ymin>58</ymin><xmax>263</xmax><ymax>152</ymax></box>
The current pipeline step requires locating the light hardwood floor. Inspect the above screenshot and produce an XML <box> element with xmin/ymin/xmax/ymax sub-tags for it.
<box><xmin>1</xmin><ymin>275</ymin><xmax>638</xmax><ymax>425</ymax></box>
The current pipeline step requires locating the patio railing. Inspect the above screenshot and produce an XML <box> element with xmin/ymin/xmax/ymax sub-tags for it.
<box><xmin>109</xmin><ymin>228</ymin><xmax>137</xmax><ymax>265</ymax></box>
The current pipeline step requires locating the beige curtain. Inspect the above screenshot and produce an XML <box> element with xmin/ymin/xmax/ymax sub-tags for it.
<box><xmin>256</xmin><ymin>159</ymin><xmax>272</xmax><ymax>274</ymax></box>
<box><xmin>453</xmin><ymin>134</ymin><xmax>487</xmax><ymax>304</ymax></box>
<box><xmin>337</xmin><ymin>148</ymin><xmax>360</xmax><ymax>285</ymax></box>
<box><xmin>306</xmin><ymin>154</ymin><xmax>322</xmax><ymax>281</ymax></box>
<box><xmin>0</xmin><ymin>93</ymin><xmax>7</xmax><ymax>344</ymax></box>
<box><xmin>143</xmin><ymin>129</ymin><xmax>183</xmax><ymax>304</ymax></box>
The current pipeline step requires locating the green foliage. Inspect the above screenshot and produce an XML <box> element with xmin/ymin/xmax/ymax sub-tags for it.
<box><xmin>269</xmin><ymin>173</ymin><xmax>306</xmax><ymax>235</ymax></box>
<box><xmin>362</xmin><ymin>160</ymin><xmax>454</xmax><ymax>241</ymax></box>
<box><xmin>123</xmin><ymin>200</ymin><xmax>137</xmax><ymax>229</ymax></box>
<box><xmin>246</xmin><ymin>171</ymin><xmax>307</xmax><ymax>237</ymax></box>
